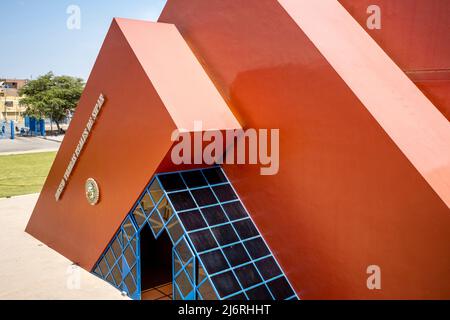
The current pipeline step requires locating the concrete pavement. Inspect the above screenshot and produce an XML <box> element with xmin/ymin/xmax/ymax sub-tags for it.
<box><xmin>0</xmin><ymin>136</ymin><xmax>61</xmax><ymax>156</ymax></box>
<box><xmin>0</xmin><ymin>194</ymin><xmax>128</xmax><ymax>300</ymax></box>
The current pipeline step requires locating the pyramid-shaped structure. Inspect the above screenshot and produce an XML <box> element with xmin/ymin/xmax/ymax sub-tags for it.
<box><xmin>26</xmin><ymin>0</ymin><xmax>450</xmax><ymax>300</ymax></box>
<box><xmin>26</xmin><ymin>18</ymin><xmax>240</xmax><ymax>270</ymax></box>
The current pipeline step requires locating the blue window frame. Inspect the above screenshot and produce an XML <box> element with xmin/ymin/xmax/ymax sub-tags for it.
<box><xmin>93</xmin><ymin>166</ymin><xmax>298</xmax><ymax>300</ymax></box>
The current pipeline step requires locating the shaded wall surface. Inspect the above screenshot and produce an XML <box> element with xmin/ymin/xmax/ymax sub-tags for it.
<box><xmin>159</xmin><ymin>0</ymin><xmax>450</xmax><ymax>299</ymax></box>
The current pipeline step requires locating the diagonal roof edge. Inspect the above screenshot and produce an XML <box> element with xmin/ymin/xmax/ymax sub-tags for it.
<box><xmin>279</xmin><ymin>0</ymin><xmax>450</xmax><ymax>208</ymax></box>
<box><xmin>114</xmin><ymin>18</ymin><xmax>241</xmax><ymax>133</ymax></box>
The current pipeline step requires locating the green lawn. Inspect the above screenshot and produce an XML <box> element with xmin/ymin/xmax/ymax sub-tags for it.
<box><xmin>0</xmin><ymin>152</ymin><xmax>56</xmax><ymax>198</ymax></box>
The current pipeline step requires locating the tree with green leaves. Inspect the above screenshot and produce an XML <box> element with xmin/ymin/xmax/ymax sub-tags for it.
<box><xmin>19</xmin><ymin>72</ymin><xmax>84</xmax><ymax>133</ymax></box>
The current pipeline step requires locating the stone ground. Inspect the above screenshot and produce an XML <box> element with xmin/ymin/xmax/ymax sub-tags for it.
<box><xmin>0</xmin><ymin>193</ymin><xmax>128</xmax><ymax>300</ymax></box>
<box><xmin>0</xmin><ymin>136</ymin><xmax>61</xmax><ymax>156</ymax></box>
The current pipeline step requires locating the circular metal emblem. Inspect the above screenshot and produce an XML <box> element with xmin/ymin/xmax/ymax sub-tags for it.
<box><xmin>85</xmin><ymin>178</ymin><xmax>100</xmax><ymax>205</ymax></box>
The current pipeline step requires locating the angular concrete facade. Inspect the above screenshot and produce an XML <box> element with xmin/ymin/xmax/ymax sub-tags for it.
<box><xmin>159</xmin><ymin>0</ymin><xmax>450</xmax><ymax>299</ymax></box>
<box><xmin>27</xmin><ymin>0</ymin><xmax>450</xmax><ymax>299</ymax></box>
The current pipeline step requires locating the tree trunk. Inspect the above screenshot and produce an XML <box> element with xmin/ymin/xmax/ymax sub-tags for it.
<box><xmin>55</xmin><ymin>121</ymin><xmax>61</xmax><ymax>134</ymax></box>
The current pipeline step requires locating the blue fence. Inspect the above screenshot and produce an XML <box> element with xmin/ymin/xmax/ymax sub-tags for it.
<box><xmin>0</xmin><ymin>120</ymin><xmax>15</xmax><ymax>140</ymax></box>
<box><xmin>22</xmin><ymin>117</ymin><xmax>46</xmax><ymax>137</ymax></box>
<box><xmin>0</xmin><ymin>117</ymin><xmax>49</xmax><ymax>139</ymax></box>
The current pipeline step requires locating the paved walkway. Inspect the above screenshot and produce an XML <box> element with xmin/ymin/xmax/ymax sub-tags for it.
<box><xmin>0</xmin><ymin>194</ymin><xmax>128</xmax><ymax>300</ymax></box>
<box><xmin>0</xmin><ymin>137</ymin><xmax>61</xmax><ymax>156</ymax></box>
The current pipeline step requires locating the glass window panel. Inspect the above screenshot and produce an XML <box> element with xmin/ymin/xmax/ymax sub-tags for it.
<box><xmin>116</xmin><ymin>260</ymin><xmax>123</xmax><ymax>273</ymax></box>
<box><xmin>123</xmin><ymin>217</ymin><xmax>136</xmax><ymax>243</ymax></box>
<box><xmin>106</xmin><ymin>273</ymin><xmax>115</xmax><ymax>286</ymax></box>
<box><xmin>175</xmin><ymin>271</ymin><xmax>193</xmax><ymax>298</ymax></box>
<box><xmin>199</xmin><ymin>249</ymin><xmax>229</xmax><ymax>275</ymax></box>
<box><xmin>234</xmin><ymin>263</ymin><xmax>263</xmax><ymax>289</ymax></box>
<box><xmin>222</xmin><ymin>201</ymin><xmax>248</xmax><ymax>221</ymax></box>
<box><xmin>222</xmin><ymin>243</ymin><xmax>251</xmax><ymax>267</ymax></box>
<box><xmin>111</xmin><ymin>264</ymin><xmax>122</xmax><ymax>286</ymax></box>
<box><xmin>140</xmin><ymin>192</ymin><xmax>154</xmax><ymax>216</ymax></box>
<box><xmin>233</xmin><ymin>219</ymin><xmax>259</xmax><ymax>240</ymax></box>
<box><xmin>191</xmin><ymin>187</ymin><xmax>217</xmax><ymax>207</ymax></box>
<box><xmin>166</xmin><ymin>216</ymin><xmax>184</xmax><ymax>244</ymax></box>
<box><xmin>198</xmin><ymin>279</ymin><xmax>218</xmax><ymax>300</ymax></box>
<box><xmin>255</xmin><ymin>257</ymin><xmax>282</xmax><ymax>281</ymax></box>
<box><xmin>201</xmin><ymin>205</ymin><xmax>228</xmax><ymax>226</ymax></box>
<box><xmin>117</xmin><ymin>230</ymin><xmax>123</xmax><ymax>247</ymax></box>
<box><xmin>178</xmin><ymin>209</ymin><xmax>207</xmax><ymax>231</ymax></box>
<box><xmin>130</xmin><ymin>235</ymin><xmax>137</xmax><ymax>253</ymax></box>
<box><xmin>148</xmin><ymin>211</ymin><xmax>164</xmax><ymax>236</ymax></box>
<box><xmin>111</xmin><ymin>237</ymin><xmax>122</xmax><ymax>259</ymax></box>
<box><xmin>124</xmin><ymin>245</ymin><xmax>136</xmax><ymax>269</ymax></box>
<box><xmin>168</xmin><ymin>191</ymin><xmax>196</xmax><ymax>211</ymax></box>
<box><xmin>131</xmin><ymin>265</ymin><xmax>137</xmax><ymax>283</ymax></box>
<box><xmin>174</xmin><ymin>251</ymin><xmax>183</xmax><ymax>276</ymax></box>
<box><xmin>174</xmin><ymin>285</ymin><xmax>182</xmax><ymax>301</ymax></box>
<box><xmin>202</xmin><ymin>167</ymin><xmax>227</xmax><ymax>185</ymax></box>
<box><xmin>124</xmin><ymin>272</ymin><xmax>137</xmax><ymax>295</ymax></box>
<box><xmin>149</xmin><ymin>178</ymin><xmax>164</xmax><ymax>204</ymax></box>
<box><xmin>94</xmin><ymin>266</ymin><xmax>102</xmax><ymax>277</ymax></box>
<box><xmin>188</xmin><ymin>229</ymin><xmax>218</xmax><ymax>252</ymax></box>
<box><xmin>267</xmin><ymin>277</ymin><xmax>295</xmax><ymax>300</ymax></box>
<box><xmin>105</xmin><ymin>248</ymin><xmax>116</xmax><ymax>268</ymax></box>
<box><xmin>246</xmin><ymin>284</ymin><xmax>274</xmax><ymax>300</ymax></box>
<box><xmin>99</xmin><ymin>258</ymin><xmax>109</xmax><ymax>276</ymax></box>
<box><xmin>181</xmin><ymin>170</ymin><xmax>208</xmax><ymax>188</ymax></box>
<box><xmin>243</xmin><ymin>237</ymin><xmax>271</xmax><ymax>259</ymax></box>
<box><xmin>211</xmin><ymin>271</ymin><xmax>241</xmax><ymax>298</ymax></box>
<box><xmin>212</xmin><ymin>184</ymin><xmax>237</xmax><ymax>202</ymax></box>
<box><xmin>211</xmin><ymin>224</ymin><xmax>239</xmax><ymax>246</ymax></box>
<box><xmin>185</xmin><ymin>260</ymin><xmax>195</xmax><ymax>285</ymax></box>
<box><xmin>158</xmin><ymin>197</ymin><xmax>174</xmax><ymax>222</ymax></box>
<box><xmin>132</xmin><ymin>206</ymin><xmax>147</xmax><ymax>229</ymax></box>
<box><xmin>158</xmin><ymin>173</ymin><xmax>186</xmax><ymax>192</ymax></box>
<box><xmin>175</xmin><ymin>238</ymin><xmax>193</xmax><ymax>265</ymax></box>
<box><xmin>198</xmin><ymin>265</ymin><xmax>207</xmax><ymax>285</ymax></box>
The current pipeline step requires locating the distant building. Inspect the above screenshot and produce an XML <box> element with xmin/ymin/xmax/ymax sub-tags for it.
<box><xmin>0</xmin><ymin>79</ymin><xmax>29</xmax><ymax>122</ymax></box>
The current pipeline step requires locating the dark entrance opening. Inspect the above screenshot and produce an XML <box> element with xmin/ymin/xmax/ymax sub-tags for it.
<box><xmin>140</xmin><ymin>223</ymin><xmax>173</xmax><ymax>300</ymax></box>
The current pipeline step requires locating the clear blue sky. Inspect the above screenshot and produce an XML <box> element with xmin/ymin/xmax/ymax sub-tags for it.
<box><xmin>0</xmin><ymin>0</ymin><xmax>167</xmax><ymax>81</ymax></box>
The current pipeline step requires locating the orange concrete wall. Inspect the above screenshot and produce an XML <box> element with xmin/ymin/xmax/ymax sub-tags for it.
<box><xmin>160</xmin><ymin>0</ymin><xmax>450</xmax><ymax>299</ymax></box>
<box><xmin>415</xmin><ymin>79</ymin><xmax>450</xmax><ymax>120</ymax></box>
<box><xmin>338</xmin><ymin>0</ymin><xmax>450</xmax><ymax>120</ymax></box>
<box><xmin>26</xmin><ymin>18</ymin><xmax>241</xmax><ymax>271</ymax></box>
<box><xmin>338</xmin><ymin>0</ymin><xmax>450</xmax><ymax>71</ymax></box>
<box><xmin>26</xmin><ymin>20</ymin><xmax>178</xmax><ymax>270</ymax></box>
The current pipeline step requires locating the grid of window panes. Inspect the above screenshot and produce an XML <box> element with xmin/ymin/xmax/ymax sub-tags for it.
<box><xmin>159</xmin><ymin>167</ymin><xmax>298</xmax><ymax>300</ymax></box>
<box><xmin>93</xmin><ymin>216</ymin><xmax>140</xmax><ymax>300</ymax></box>
<box><xmin>93</xmin><ymin>166</ymin><xmax>298</xmax><ymax>300</ymax></box>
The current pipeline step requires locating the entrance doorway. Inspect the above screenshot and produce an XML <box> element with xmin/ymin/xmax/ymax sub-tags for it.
<box><xmin>140</xmin><ymin>223</ymin><xmax>173</xmax><ymax>300</ymax></box>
